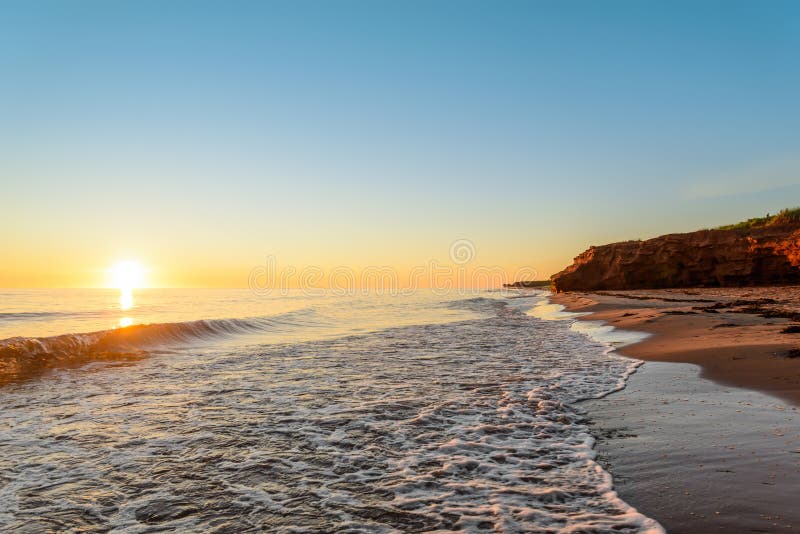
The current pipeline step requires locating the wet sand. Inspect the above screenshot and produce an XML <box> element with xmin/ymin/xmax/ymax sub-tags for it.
<box><xmin>583</xmin><ymin>361</ymin><xmax>800</xmax><ymax>533</ymax></box>
<box><xmin>555</xmin><ymin>288</ymin><xmax>800</xmax><ymax>532</ymax></box>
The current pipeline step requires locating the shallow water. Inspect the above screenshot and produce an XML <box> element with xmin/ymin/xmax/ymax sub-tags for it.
<box><xmin>0</xmin><ymin>289</ymin><xmax>662</xmax><ymax>532</ymax></box>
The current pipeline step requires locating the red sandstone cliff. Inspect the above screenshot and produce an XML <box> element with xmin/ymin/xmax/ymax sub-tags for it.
<box><xmin>551</xmin><ymin>224</ymin><xmax>800</xmax><ymax>292</ymax></box>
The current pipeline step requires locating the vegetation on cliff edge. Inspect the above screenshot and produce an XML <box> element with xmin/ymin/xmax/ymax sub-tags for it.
<box><xmin>716</xmin><ymin>207</ymin><xmax>800</xmax><ymax>231</ymax></box>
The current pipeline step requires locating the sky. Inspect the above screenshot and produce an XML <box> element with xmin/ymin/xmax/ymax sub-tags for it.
<box><xmin>1</xmin><ymin>0</ymin><xmax>799</xmax><ymax>288</ymax></box>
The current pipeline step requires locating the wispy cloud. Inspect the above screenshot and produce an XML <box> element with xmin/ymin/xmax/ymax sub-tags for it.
<box><xmin>685</xmin><ymin>157</ymin><xmax>800</xmax><ymax>200</ymax></box>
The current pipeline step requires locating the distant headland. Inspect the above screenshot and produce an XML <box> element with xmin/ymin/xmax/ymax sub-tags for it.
<box><xmin>503</xmin><ymin>280</ymin><xmax>552</xmax><ymax>288</ymax></box>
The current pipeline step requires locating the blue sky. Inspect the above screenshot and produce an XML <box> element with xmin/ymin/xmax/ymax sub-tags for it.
<box><xmin>1</xmin><ymin>1</ymin><xmax>799</xmax><ymax>286</ymax></box>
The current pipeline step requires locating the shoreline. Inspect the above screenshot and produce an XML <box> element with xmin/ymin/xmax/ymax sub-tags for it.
<box><xmin>551</xmin><ymin>287</ymin><xmax>800</xmax><ymax>406</ymax></box>
<box><xmin>550</xmin><ymin>287</ymin><xmax>800</xmax><ymax>532</ymax></box>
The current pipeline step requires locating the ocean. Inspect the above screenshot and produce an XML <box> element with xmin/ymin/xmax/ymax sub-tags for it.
<box><xmin>0</xmin><ymin>288</ymin><xmax>661</xmax><ymax>532</ymax></box>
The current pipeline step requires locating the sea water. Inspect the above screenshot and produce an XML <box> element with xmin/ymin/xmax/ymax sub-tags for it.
<box><xmin>0</xmin><ymin>289</ymin><xmax>662</xmax><ymax>532</ymax></box>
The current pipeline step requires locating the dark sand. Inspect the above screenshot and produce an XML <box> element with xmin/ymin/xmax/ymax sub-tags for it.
<box><xmin>552</xmin><ymin>288</ymin><xmax>800</xmax><ymax>533</ymax></box>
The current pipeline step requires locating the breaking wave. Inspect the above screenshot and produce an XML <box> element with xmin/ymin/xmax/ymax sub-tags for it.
<box><xmin>0</xmin><ymin>310</ymin><xmax>317</xmax><ymax>383</ymax></box>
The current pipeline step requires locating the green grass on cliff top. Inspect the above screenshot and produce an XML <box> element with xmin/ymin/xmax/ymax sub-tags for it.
<box><xmin>715</xmin><ymin>207</ymin><xmax>800</xmax><ymax>230</ymax></box>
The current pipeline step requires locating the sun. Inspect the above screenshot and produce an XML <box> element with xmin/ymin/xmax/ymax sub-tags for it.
<box><xmin>109</xmin><ymin>260</ymin><xmax>147</xmax><ymax>291</ymax></box>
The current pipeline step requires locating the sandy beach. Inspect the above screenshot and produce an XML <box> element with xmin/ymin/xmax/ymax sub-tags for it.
<box><xmin>554</xmin><ymin>287</ymin><xmax>800</xmax><ymax>532</ymax></box>
<box><xmin>553</xmin><ymin>287</ymin><xmax>800</xmax><ymax>405</ymax></box>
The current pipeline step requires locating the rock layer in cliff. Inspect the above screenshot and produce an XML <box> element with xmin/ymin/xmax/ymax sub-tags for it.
<box><xmin>551</xmin><ymin>223</ymin><xmax>800</xmax><ymax>292</ymax></box>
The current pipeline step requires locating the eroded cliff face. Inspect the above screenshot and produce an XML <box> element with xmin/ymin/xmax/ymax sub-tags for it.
<box><xmin>550</xmin><ymin>224</ymin><xmax>800</xmax><ymax>292</ymax></box>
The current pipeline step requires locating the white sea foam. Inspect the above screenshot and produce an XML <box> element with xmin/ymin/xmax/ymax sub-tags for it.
<box><xmin>527</xmin><ymin>299</ymin><xmax>588</xmax><ymax>321</ymax></box>
<box><xmin>570</xmin><ymin>319</ymin><xmax>650</xmax><ymax>348</ymax></box>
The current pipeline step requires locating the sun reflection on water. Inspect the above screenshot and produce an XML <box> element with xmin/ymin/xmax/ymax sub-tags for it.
<box><xmin>119</xmin><ymin>288</ymin><xmax>134</xmax><ymax>328</ymax></box>
<box><xmin>110</xmin><ymin>260</ymin><xmax>145</xmax><ymax>327</ymax></box>
<box><xmin>120</xmin><ymin>288</ymin><xmax>134</xmax><ymax>311</ymax></box>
